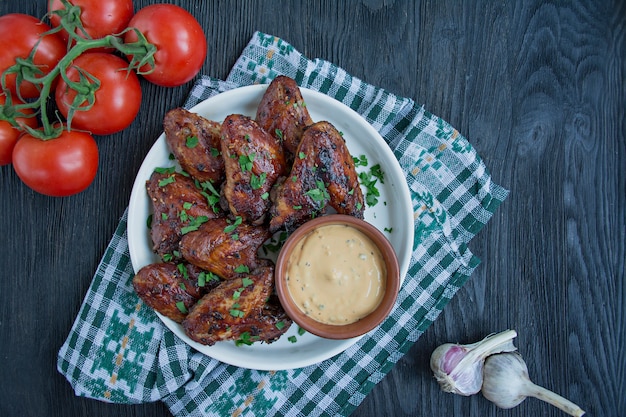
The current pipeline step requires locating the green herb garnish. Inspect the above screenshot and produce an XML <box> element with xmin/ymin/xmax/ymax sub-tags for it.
<box><xmin>250</xmin><ymin>172</ymin><xmax>267</xmax><ymax>190</ymax></box>
<box><xmin>197</xmin><ymin>179</ymin><xmax>221</xmax><ymax>213</ymax></box>
<box><xmin>180</xmin><ymin>215</ymin><xmax>209</xmax><ymax>234</ymax></box>
<box><xmin>352</xmin><ymin>154</ymin><xmax>368</xmax><ymax>167</ymax></box>
<box><xmin>177</xmin><ymin>263</ymin><xmax>189</xmax><ymax>280</ymax></box>
<box><xmin>229</xmin><ymin>304</ymin><xmax>245</xmax><ymax>318</ymax></box>
<box><xmin>154</xmin><ymin>166</ymin><xmax>176</xmax><ymax>174</ymax></box>
<box><xmin>235</xmin><ymin>331</ymin><xmax>260</xmax><ymax>346</ymax></box>
<box><xmin>234</xmin><ymin>265</ymin><xmax>250</xmax><ymax>274</ymax></box>
<box><xmin>175</xmin><ymin>302</ymin><xmax>188</xmax><ymax>314</ymax></box>
<box><xmin>370</xmin><ymin>163</ymin><xmax>385</xmax><ymax>184</ymax></box>
<box><xmin>305</xmin><ymin>180</ymin><xmax>330</xmax><ymax>202</ymax></box>
<box><xmin>198</xmin><ymin>271</ymin><xmax>219</xmax><ymax>287</ymax></box>
<box><xmin>224</xmin><ymin>216</ymin><xmax>242</xmax><ymax>233</ymax></box>
<box><xmin>185</xmin><ymin>135</ymin><xmax>199</xmax><ymax>148</ymax></box>
<box><xmin>158</xmin><ymin>175</ymin><xmax>175</xmax><ymax>187</ymax></box>
<box><xmin>239</xmin><ymin>153</ymin><xmax>255</xmax><ymax>172</ymax></box>
<box><xmin>358</xmin><ymin>170</ymin><xmax>381</xmax><ymax>207</ymax></box>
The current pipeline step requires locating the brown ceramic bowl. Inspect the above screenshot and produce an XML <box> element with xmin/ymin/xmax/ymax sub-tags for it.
<box><xmin>275</xmin><ymin>214</ymin><xmax>400</xmax><ymax>339</ymax></box>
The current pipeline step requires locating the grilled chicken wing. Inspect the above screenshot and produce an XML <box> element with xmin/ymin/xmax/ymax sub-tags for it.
<box><xmin>244</xmin><ymin>294</ymin><xmax>293</xmax><ymax>344</ymax></box>
<box><xmin>256</xmin><ymin>75</ymin><xmax>313</xmax><ymax>159</ymax></box>
<box><xmin>269</xmin><ymin>121</ymin><xmax>365</xmax><ymax>232</ymax></box>
<box><xmin>147</xmin><ymin>170</ymin><xmax>221</xmax><ymax>259</ymax></box>
<box><xmin>179</xmin><ymin>217</ymin><xmax>271</xmax><ymax>280</ymax></box>
<box><xmin>163</xmin><ymin>108</ymin><xmax>224</xmax><ymax>184</ymax></box>
<box><xmin>220</xmin><ymin>114</ymin><xmax>287</xmax><ymax>225</ymax></box>
<box><xmin>132</xmin><ymin>262</ymin><xmax>218</xmax><ymax>323</ymax></box>
<box><xmin>182</xmin><ymin>266</ymin><xmax>290</xmax><ymax>346</ymax></box>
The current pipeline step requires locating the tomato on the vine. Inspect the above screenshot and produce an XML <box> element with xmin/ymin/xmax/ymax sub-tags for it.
<box><xmin>124</xmin><ymin>4</ymin><xmax>207</xmax><ymax>87</ymax></box>
<box><xmin>55</xmin><ymin>52</ymin><xmax>142</xmax><ymax>135</ymax></box>
<box><xmin>12</xmin><ymin>129</ymin><xmax>98</xmax><ymax>197</ymax></box>
<box><xmin>48</xmin><ymin>0</ymin><xmax>134</xmax><ymax>45</ymax></box>
<box><xmin>0</xmin><ymin>14</ymin><xmax>66</xmax><ymax>99</ymax></box>
<box><xmin>0</xmin><ymin>94</ymin><xmax>39</xmax><ymax>166</ymax></box>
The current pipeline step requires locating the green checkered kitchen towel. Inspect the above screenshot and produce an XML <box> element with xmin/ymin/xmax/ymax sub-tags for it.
<box><xmin>57</xmin><ymin>31</ymin><xmax>508</xmax><ymax>416</ymax></box>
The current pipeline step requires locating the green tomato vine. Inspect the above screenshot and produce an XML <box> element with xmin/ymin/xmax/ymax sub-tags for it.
<box><xmin>0</xmin><ymin>0</ymin><xmax>157</xmax><ymax>140</ymax></box>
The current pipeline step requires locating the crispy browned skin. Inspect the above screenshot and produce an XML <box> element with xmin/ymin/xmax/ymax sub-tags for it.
<box><xmin>269</xmin><ymin>121</ymin><xmax>365</xmax><ymax>232</ymax></box>
<box><xmin>179</xmin><ymin>217</ymin><xmax>271</xmax><ymax>280</ymax></box>
<box><xmin>146</xmin><ymin>171</ymin><xmax>221</xmax><ymax>259</ymax></box>
<box><xmin>132</xmin><ymin>262</ymin><xmax>216</xmax><ymax>323</ymax></box>
<box><xmin>163</xmin><ymin>108</ymin><xmax>224</xmax><ymax>184</ymax></box>
<box><xmin>182</xmin><ymin>266</ymin><xmax>290</xmax><ymax>346</ymax></box>
<box><xmin>220</xmin><ymin>114</ymin><xmax>286</xmax><ymax>225</ymax></box>
<box><xmin>245</xmin><ymin>294</ymin><xmax>293</xmax><ymax>344</ymax></box>
<box><xmin>256</xmin><ymin>76</ymin><xmax>313</xmax><ymax>159</ymax></box>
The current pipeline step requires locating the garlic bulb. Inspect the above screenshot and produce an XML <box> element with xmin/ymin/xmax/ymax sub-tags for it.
<box><xmin>482</xmin><ymin>352</ymin><xmax>585</xmax><ymax>416</ymax></box>
<box><xmin>430</xmin><ymin>329</ymin><xmax>518</xmax><ymax>396</ymax></box>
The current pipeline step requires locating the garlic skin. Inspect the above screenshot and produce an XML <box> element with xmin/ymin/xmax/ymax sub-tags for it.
<box><xmin>481</xmin><ymin>352</ymin><xmax>585</xmax><ymax>417</ymax></box>
<box><xmin>430</xmin><ymin>329</ymin><xmax>518</xmax><ymax>396</ymax></box>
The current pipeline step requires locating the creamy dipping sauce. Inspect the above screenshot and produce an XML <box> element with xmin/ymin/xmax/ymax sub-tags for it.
<box><xmin>285</xmin><ymin>224</ymin><xmax>386</xmax><ymax>325</ymax></box>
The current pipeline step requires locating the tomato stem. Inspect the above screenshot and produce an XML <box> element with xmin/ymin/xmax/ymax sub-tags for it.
<box><xmin>0</xmin><ymin>7</ymin><xmax>157</xmax><ymax>140</ymax></box>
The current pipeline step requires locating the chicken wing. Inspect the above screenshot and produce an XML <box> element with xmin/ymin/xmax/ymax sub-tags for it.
<box><xmin>220</xmin><ymin>114</ymin><xmax>287</xmax><ymax>225</ymax></box>
<box><xmin>163</xmin><ymin>107</ymin><xmax>225</xmax><ymax>184</ymax></box>
<box><xmin>256</xmin><ymin>75</ymin><xmax>313</xmax><ymax>159</ymax></box>
<box><xmin>179</xmin><ymin>217</ymin><xmax>271</xmax><ymax>280</ymax></box>
<box><xmin>269</xmin><ymin>121</ymin><xmax>365</xmax><ymax>232</ymax></box>
<box><xmin>147</xmin><ymin>170</ymin><xmax>221</xmax><ymax>259</ymax></box>
<box><xmin>182</xmin><ymin>266</ymin><xmax>289</xmax><ymax>345</ymax></box>
<box><xmin>132</xmin><ymin>262</ymin><xmax>218</xmax><ymax>323</ymax></box>
<box><xmin>241</xmin><ymin>294</ymin><xmax>293</xmax><ymax>345</ymax></box>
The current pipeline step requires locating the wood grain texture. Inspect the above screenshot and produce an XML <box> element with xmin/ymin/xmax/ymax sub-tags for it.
<box><xmin>0</xmin><ymin>1</ymin><xmax>623</xmax><ymax>416</ymax></box>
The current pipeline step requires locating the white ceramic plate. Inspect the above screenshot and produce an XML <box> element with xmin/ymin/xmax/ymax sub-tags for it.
<box><xmin>127</xmin><ymin>84</ymin><xmax>414</xmax><ymax>370</ymax></box>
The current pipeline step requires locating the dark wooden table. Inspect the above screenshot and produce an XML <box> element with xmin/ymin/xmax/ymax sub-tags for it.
<box><xmin>1</xmin><ymin>1</ymin><xmax>623</xmax><ymax>416</ymax></box>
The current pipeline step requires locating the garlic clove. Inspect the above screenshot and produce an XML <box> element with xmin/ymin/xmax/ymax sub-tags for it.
<box><xmin>481</xmin><ymin>352</ymin><xmax>585</xmax><ymax>417</ymax></box>
<box><xmin>430</xmin><ymin>329</ymin><xmax>518</xmax><ymax>396</ymax></box>
<box><xmin>430</xmin><ymin>343</ymin><xmax>484</xmax><ymax>395</ymax></box>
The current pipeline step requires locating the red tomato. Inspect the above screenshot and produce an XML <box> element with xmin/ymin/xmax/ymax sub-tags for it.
<box><xmin>0</xmin><ymin>94</ymin><xmax>39</xmax><ymax>166</ymax></box>
<box><xmin>124</xmin><ymin>4</ymin><xmax>207</xmax><ymax>87</ymax></box>
<box><xmin>12</xmin><ymin>129</ymin><xmax>98</xmax><ymax>197</ymax></box>
<box><xmin>48</xmin><ymin>0</ymin><xmax>134</xmax><ymax>44</ymax></box>
<box><xmin>55</xmin><ymin>52</ymin><xmax>142</xmax><ymax>135</ymax></box>
<box><xmin>0</xmin><ymin>14</ymin><xmax>66</xmax><ymax>99</ymax></box>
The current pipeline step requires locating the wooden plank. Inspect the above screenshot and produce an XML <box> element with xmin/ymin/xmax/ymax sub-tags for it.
<box><xmin>0</xmin><ymin>1</ymin><xmax>622</xmax><ymax>416</ymax></box>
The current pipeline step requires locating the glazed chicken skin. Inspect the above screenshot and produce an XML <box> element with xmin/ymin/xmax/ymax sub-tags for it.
<box><xmin>269</xmin><ymin>121</ymin><xmax>365</xmax><ymax>232</ymax></box>
<box><xmin>250</xmin><ymin>294</ymin><xmax>294</xmax><ymax>343</ymax></box>
<box><xmin>220</xmin><ymin>114</ymin><xmax>287</xmax><ymax>225</ymax></box>
<box><xmin>179</xmin><ymin>217</ymin><xmax>271</xmax><ymax>280</ymax></box>
<box><xmin>163</xmin><ymin>107</ymin><xmax>225</xmax><ymax>184</ymax></box>
<box><xmin>132</xmin><ymin>262</ymin><xmax>219</xmax><ymax>323</ymax></box>
<box><xmin>147</xmin><ymin>170</ymin><xmax>221</xmax><ymax>259</ymax></box>
<box><xmin>255</xmin><ymin>75</ymin><xmax>313</xmax><ymax>159</ymax></box>
<box><xmin>182</xmin><ymin>266</ymin><xmax>291</xmax><ymax>346</ymax></box>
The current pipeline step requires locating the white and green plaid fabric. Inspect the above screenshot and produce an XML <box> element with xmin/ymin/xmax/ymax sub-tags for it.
<box><xmin>57</xmin><ymin>32</ymin><xmax>508</xmax><ymax>416</ymax></box>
